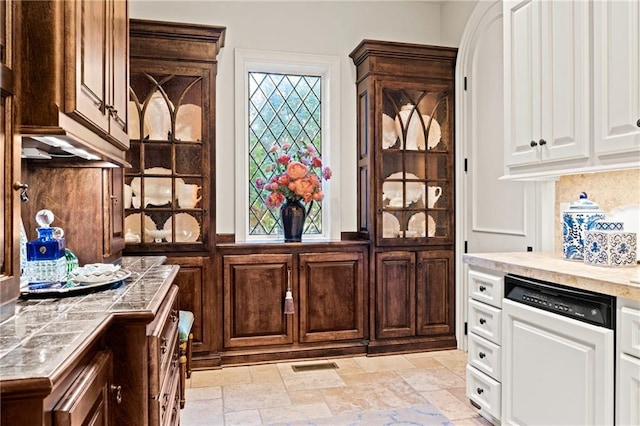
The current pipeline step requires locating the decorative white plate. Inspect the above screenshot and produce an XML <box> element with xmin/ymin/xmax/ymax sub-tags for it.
<box><xmin>382</xmin><ymin>212</ymin><xmax>401</xmax><ymax>238</ymax></box>
<box><xmin>70</xmin><ymin>263</ymin><xmax>122</xmax><ymax>283</ymax></box>
<box><xmin>130</xmin><ymin>168</ymin><xmax>184</xmax><ymax>207</ymax></box>
<box><xmin>124</xmin><ymin>213</ymin><xmax>156</xmax><ymax>242</ymax></box>
<box><xmin>382</xmin><ymin>172</ymin><xmax>424</xmax><ymax>207</ymax></box>
<box><xmin>165</xmin><ymin>213</ymin><xmax>200</xmax><ymax>242</ymax></box>
<box><xmin>382</xmin><ymin>113</ymin><xmax>398</xmax><ymax>149</ymax></box>
<box><xmin>144</xmin><ymin>91</ymin><xmax>173</xmax><ymax>140</ymax></box>
<box><xmin>407</xmin><ymin>212</ymin><xmax>436</xmax><ymax>237</ymax></box>
<box><xmin>175</xmin><ymin>104</ymin><xmax>202</xmax><ymax>141</ymax></box>
<box><xmin>394</xmin><ymin>112</ymin><xmax>442</xmax><ymax>150</ymax></box>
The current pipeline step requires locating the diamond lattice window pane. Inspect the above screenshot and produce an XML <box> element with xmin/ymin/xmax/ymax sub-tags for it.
<box><xmin>248</xmin><ymin>72</ymin><xmax>323</xmax><ymax>237</ymax></box>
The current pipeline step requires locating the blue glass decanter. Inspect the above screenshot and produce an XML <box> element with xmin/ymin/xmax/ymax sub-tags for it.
<box><xmin>25</xmin><ymin>209</ymin><xmax>67</xmax><ymax>288</ymax></box>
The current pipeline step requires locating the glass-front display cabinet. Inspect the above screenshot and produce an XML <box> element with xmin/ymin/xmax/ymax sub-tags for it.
<box><xmin>350</xmin><ymin>41</ymin><xmax>457</xmax><ymax>247</ymax></box>
<box><xmin>126</xmin><ymin>72</ymin><xmax>207</xmax><ymax>250</ymax></box>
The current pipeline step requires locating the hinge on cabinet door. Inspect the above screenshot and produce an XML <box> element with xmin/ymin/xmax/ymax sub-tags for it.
<box><xmin>464</xmin><ymin>241</ymin><xmax>468</xmax><ymax>253</ymax></box>
<box><xmin>464</xmin><ymin>158</ymin><xmax>468</xmax><ymax>173</ymax></box>
<box><xmin>464</xmin><ymin>322</ymin><xmax>468</xmax><ymax>335</ymax></box>
<box><xmin>464</xmin><ymin>76</ymin><xmax>467</xmax><ymax>91</ymax></box>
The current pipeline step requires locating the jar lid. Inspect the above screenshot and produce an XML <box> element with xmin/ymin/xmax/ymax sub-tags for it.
<box><xmin>568</xmin><ymin>192</ymin><xmax>601</xmax><ymax>211</ymax></box>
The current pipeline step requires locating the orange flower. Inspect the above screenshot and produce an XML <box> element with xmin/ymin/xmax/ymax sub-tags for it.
<box><xmin>286</xmin><ymin>161</ymin><xmax>308</xmax><ymax>180</ymax></box>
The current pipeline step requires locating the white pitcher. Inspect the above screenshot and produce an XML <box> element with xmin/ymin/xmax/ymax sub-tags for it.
<box><xmin>426</xmin><ymin>186</ymin><xmax>442</xmax><ymax>208</ymax></box>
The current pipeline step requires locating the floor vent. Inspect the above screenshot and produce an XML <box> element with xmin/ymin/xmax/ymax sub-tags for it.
<box><xmin>291</xmin><ymin>361</ymin><xmax>339</xmax><ymax>372</ymax></box>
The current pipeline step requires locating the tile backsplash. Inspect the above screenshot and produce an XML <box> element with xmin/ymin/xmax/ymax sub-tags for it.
<box><xmin>555</xmin><ymin>169</ymin><xmax>640</xmax><ymax>252</ymax></box>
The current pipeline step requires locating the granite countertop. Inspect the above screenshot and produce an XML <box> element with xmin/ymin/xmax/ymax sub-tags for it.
<box><xmin>0</xmin><ymin>256</ymin><xmax>177</xmax><ymax>382</ymax></box>
<box><xmin>463</xmin><ymin>251</ymin><xmax>640</xmax><ymax>301</ymax></box>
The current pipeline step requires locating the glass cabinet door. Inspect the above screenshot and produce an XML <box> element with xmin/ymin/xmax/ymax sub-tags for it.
<box><xmin>378</xmin><ymin>82</ymin><xmax>453</xmax><ymax>244</ymax></box>
<box><xmin>125</xmin><ymin>71</ymin><xmax>207</xmax><ymax>248</ymax></box>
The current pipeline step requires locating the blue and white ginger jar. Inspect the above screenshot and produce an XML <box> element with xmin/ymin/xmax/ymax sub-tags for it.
<box><xmin>562</xmin><ymin>192</ymin><xmax>605</xmax><ymax>261</ymax></box>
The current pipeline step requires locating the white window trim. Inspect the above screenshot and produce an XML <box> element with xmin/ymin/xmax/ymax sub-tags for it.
<box><xmin>234</xmin><ymin>48</ymin><xmax>341</xmax><ymax>242</ymax></box>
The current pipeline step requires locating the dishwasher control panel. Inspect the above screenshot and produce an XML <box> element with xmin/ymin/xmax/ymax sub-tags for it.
<box><xmin>504</xmin><ymin>274</ymin><xmax>615</xmax><ymax>329</ymax></box>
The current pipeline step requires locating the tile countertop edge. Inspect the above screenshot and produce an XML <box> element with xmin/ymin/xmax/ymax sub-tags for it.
<box><xmin>463</xmin><ymin>252</ymin><xmax>640</xmax><ymax>301</ymax></box>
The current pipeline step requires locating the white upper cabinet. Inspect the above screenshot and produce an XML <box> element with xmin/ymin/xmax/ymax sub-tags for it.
<box><xmin>503</xmin><ymin>0</ymin><xmax>639</xmax><ymax>179</ymax></box>
<box><xmin>593</xmin><ymin>0</ymin><xmax>640</xmax><ymax>157</ymax></box>
<box><xmin>504</xmin><ymin>0</ymin><xmax>589</xmax><ymax>169</ymax></box>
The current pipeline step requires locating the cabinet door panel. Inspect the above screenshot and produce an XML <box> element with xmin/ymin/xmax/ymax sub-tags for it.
<box><xmin>53</xmin><ymin>349</ymin><xmax>112</xmax><ymax>426</ymax></box>
<box><xmin>223</xmin><ymin>254</ymin><xmax>293</xmax><ymax>348</ymax></box>
<box><xmin>108</xmin><ymin>0</ymin><xmax>129</xmax><ymax>146</ymax></box>
<box><xmin>416</xmin><ymin>250</ymin><xmax>454</xmax><ymax>336</ymax></box>
<box><xmin>299</xmin><ymin>252</ymin><xmax>365</xmax><ymax>343</ymax></box>
<box><xmin>376</xmin><ymin>251</ymin><xmax>415</xmax><ymax>339</ymax></box>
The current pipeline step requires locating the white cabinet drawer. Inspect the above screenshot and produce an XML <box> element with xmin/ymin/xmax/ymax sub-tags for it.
<box><xmin>620</xmin><ymin>306</ymin><xmax>640</xmax><ymax>358</ymax></box>
<box><xmin>469</xmin><ymin>298</ymin><xmax>502</xmax><ymax>345</ymax></box>
<box><xmin>468</xmin><ymin>269</ymin><xmax>504</xmax><ymax>308</ymax></box>
<box><xmin>468</xmin><ymin>332</ymin><xmax>502</xmax><ymax>381</ymax></box>
<box><xmin>617</xmin><ymin>353</ymin><xmax>640</xmax><ymax>426</ymax></box>
<box><xmin>466</xmin><ymin>364</ymin><xmax>501</xmax><ymax>420</ymax></box>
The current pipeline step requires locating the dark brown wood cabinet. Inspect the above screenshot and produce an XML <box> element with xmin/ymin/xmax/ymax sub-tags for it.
<box><xmin>125</xmin><ymin>19</ymin><xmax>226</xmax><ymax>368</ymax></box>
<box><xmin>22</xmin><ymin>164</ymin><xmax>125</xmax><ymax>266</ymax></box>
<box><xmin>53</xmin><ymin>350</ymin><xmax>114</xmax><ymax>426</ymax></box>
<box><xmin>14</xmin><ymin>0</ymin><xmax>130</xmax><ymax>163</ymax></box>
<box><xmin>218</xmin><ymin>243</ymin><xmax>368</xmax><ymax>365</ymax></box>
<box><xmin>350</xmin><ymin>40</ymin><xmax>457</xmax><ymax>354</ymax></box>
<box><xmin>0</xmin><ymin>0</ymin><xmax>20</xmax><ymax>317</ymax></box>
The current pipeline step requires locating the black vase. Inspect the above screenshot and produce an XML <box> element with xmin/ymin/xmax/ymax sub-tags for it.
<box><xmin>280</xmin><ymin>199</ymin><xmax>306</xmax><ymax>242</ymax></box>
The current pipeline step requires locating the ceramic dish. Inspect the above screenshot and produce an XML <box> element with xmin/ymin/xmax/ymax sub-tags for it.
<box><xmin>382</xmin><ymin>113</ymin><xmax>398</xmax><ymax>149</ymax></box>
<box><xmin>382</xmin><ymin>212</ymin><xmax>401</xmax><ymax>238</ymax></box>
<box><xmin>382</xmin><ymin>172</ymin><xmax>424</xmax><ymax>207</ymax></box>
<box><xmin>394</xmin><ymin>112</ymin><xmax>442</xmax><ymax>150</ymax></box>
<box><xmin>70</xmin><ymin>263</ymin><xmax>121</xmax><ymax>283</ymax></box>
<box><xmin>407</xmin><ymin>212</ymin><xmax>436</xmax><ymax>237</ymax></box>
<box><xmin>130</xmin><ymin>168</ymin><xmax>184</xmax><ymax>207</ymax></box>
<box><xmin>607</xmin><ymin>204</ymin><xmax>640</xmax><ymax>261</ymax></box>
<box><xmin>164</xmin><ymin>213</ymin><xmax>200</xmax><ymax>242</ymax></box>
<box><xmin>146</xmin><ymin>229</ymin><xmax>172</xmax><ymax>242</ymax></box>
<box><xmin>175</xmin><ymin>104</ymin><xmax>202</xmax><ymax>141</ymax></box>
<box><xmin>144</xmin><ymin>91</ymin><xmax>173</xmax><ymax>140</ymax></box>
<box><xmin>124</xmin><ymin>213</ymin><xmax>156</xmax><ymax>241</ymax></box>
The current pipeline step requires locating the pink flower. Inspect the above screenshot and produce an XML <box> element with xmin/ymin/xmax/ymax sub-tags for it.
<box><xmin>265</xmin><ymin>192</ymin><xmax>285</xmax><ymax>208</ymax></box>
<box><xmin>282</xmin><ymin>143</ymin><xmax>291</xmax><ymax>150</ymax></box>
<box><xmin>313</xmin><ymin>191</ymin><xmax>324</xmax><ymax>201</ymax></box>
<box><xmin>269</xmin><ymin>145</ymin><xmax>278</xmax><ymax>153</ymax></box>
<box><xmin>255</xmin><ymin>178</ymin><xmax>264</xmax><ymax>189</ymax></box>
<box><xmin>306</xmin><ymin>144</ymin><xmax>315</xmax><ymax>153</ymax></box>
<box><xmin>323</xmin><ymin>167</ymin><xmax>332</xmax><ymax>180</ymax></box>
<box><xmin>312</xmin><ymin>157</ymin><xmax>322</xmax><ymax>167</ymax></box>
<box><xmin>286</xmin><ymin>161</ymin><xmax>308</xmax><ymax>180</ymax></box>
<box><xmin>277</xmin><ymin>154</ymin><xmax>291</xmax><ymax>165</ymax></box>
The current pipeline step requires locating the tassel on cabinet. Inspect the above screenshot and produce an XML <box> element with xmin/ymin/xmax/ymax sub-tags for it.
<box><xmin>284</xmin><ymin>267</ymin><xmax>294</xmax><ymax>315</ymax></box>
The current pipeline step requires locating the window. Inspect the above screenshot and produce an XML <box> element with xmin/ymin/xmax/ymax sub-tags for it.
<box><xmin>235</xmin><ymin>49</ymin><xmax>341</xmax><ymax>242</ymax></box>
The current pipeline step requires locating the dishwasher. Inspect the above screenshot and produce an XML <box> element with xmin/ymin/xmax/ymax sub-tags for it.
<box><xmin>502</xmin><ymin>274</ymin><xmax>615</xmax><ymax>425</ymax></box>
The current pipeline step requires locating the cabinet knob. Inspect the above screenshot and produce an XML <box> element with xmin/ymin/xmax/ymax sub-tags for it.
<box><xmin>161</xmin><ymin>336</ymin><xmax>168</xmax><ymax>354</ymax></box>
<box><xmin>538</xmin><ymin>138</ymin><xmax>547</xmax><ymax>146</ymax></box>
<box><xmin>479</xmin><ymin>285</ymin><xmax>486</xmax><ymax>292</ymax></box>
<box><xmin>111</xmin><ymin>385</ymin><xmax>122</xmax><ymax>404</ymax></box>
<box><xmin>13</xmin><ymin>182</ymin><xmax>29</xmax><ymax>202</ymax></box>
<box><xmin>530</xmin><ymin>140</ymin><xmax>538</xmax><ymax>147</ymax></box>
<box><xmin>636</xmin><ymin>118</ymin><xmax>640</xmax><ymax>127</ymax></box>
<box><xmin>479</xmin><ymin>318</ymin><xmax>486</xmax><ymax>325</ymax></box>
<box><xmin>479</xmin><ymin>351</ymin><xmax>486</xmax><ymax>359</ymax></box>
<box><xmin>476</xmin><ymin>387</ymin><xmax>484</xmax><ymax>395</ymax></box>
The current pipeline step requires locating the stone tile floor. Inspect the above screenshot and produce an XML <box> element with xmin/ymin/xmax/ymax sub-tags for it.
<box><xmin>181</xmin><ymin>349</ymin><xmax>492</xmax><ymax>425</ymax></box>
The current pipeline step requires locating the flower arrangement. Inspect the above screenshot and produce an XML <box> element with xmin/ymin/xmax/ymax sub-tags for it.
<box><xmin>255</xmin><ymin>142</ymin><xmax>332</xmax><ymax>209</ymax></box>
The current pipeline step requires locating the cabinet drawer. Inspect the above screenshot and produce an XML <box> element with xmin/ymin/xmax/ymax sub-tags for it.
<box><xmin>468</xmin><ymin>332</ymin><xmax>502</xmax><ymax>381</ymax></box>
<box><xmin>466</xmin><ymin>364</ymin><xmax>501</xmax><ymax>421</ymax></box>
<box><xmin>150</xmin><ymin>357</ymin><xmax>181</xmax><ymax>426</ymax></box>
<box><xmin>148</xmin><ymin>285</ymin><xmax>180</xmax><ymax>398</ymax></box>
<box><xmin>620</xmin><ymin>305</ymin><xmax>640</xmax><ymax>358</ymax></box>
<box><xmin>468</xmin><ymin>269</ymin><xmax>504</xmax><ymax>308</ymax></box>
<box><xmin>468</xmin><ymin>298</ymin><xmax>502</xmax><ymax>345</ymax></box>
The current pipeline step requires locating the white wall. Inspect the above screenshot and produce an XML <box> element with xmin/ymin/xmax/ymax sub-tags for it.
<box><xmin>440</xmin><ymin>0</ymin><xmax>478</xmax><ymax>46</ymax></box>
<box><xmin>130</xmin><ymin>1</ymin><xmax>474</xmax><ymax>234</ymax></box>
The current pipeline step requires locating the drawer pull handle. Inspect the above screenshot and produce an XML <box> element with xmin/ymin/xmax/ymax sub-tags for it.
<box><xmin>479</xmin><ymin>352</ymin><xmax>486</xmax><ymax>359</ymax></box>
<box><xmin>171</xmin><ymin>310</ymin><xmax>178</xmax><ymax>322</ymax></box>
<box><xmin>479</xmin><ymin>318</ymin><xmax>486</xmax><ymax>325</ymax></box>
<box><xmin>479</xmin><ymin>285</ymin><xmax>486</xmax><ymax>292</ymax></box>
<box><xmin>161</xmin><ymin>337</ymin><xmax>168</xmax><ymax>354</ymax></box>
<box><xmin>476</xmin><ymin>387</ymin><xmax>484</xmax><ymax>395</ymax></box>
<box><xmin>162</xmin><ymin>393</ymin><xmax>170</xmax><ymax>411</ymax></box>
<box><xmin>111</xmin><ymin>385</ymin><xmax>122</xmax><ymax>404</ymax></box>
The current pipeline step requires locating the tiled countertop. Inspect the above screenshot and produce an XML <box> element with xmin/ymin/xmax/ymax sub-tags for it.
<box><xmin>0</xmin><ymin>256</ymin><xmax>177</xmax><ymax>382</ymax></box>
<box><xmin>463</xmin><ymin>251</ymin><xmax>640</xmax><ymax>301</ymax></box>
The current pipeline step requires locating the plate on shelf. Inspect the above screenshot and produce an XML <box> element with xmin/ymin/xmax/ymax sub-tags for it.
<box><xmin>382</xmin><ymin>113</ymin><xmax>398</xmax><ymax>149</ymax></box>
<box><xmin>175</xmin><ymin>104</ymin><xmax>202</xmax><ymax>141</ymax></box>
<box><xmin>382</xmin><ymin>212</ymin><xmax>401</xmax><ymax>238</ymax></box>
<box><xmin>407</xmin><ymin>212</ymin><xmax>436</xmax><ymax>237</ymax></box>
<box><xmin>144</xmin><ymin>91</ymin><xmax>173</xmax><ymax>140</ymax></box>
<box><xmin>382</xmin><ymin>172</ymin><xmax>424</xmax><ymax>207</ymax></box>
<box><xmin>130</xmin><ymin>168</ymin><xmax>184</xmax><ymax>207</ymax></box>
<box><xmin>165</xmin><ymin>213</ymin><xmax>200</xmax><ymax>242</ymax></box>
<box><xmin>124</xmin><ymin>213</ymin><xmax>156</xmax><ymax>242</ymax></box>
<box><xmin>394</xmin><ymin>113</ymin><xmax>442</xmax><ymax>150</ymax></box>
